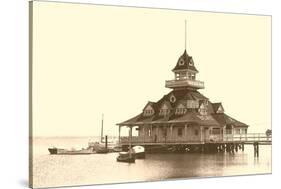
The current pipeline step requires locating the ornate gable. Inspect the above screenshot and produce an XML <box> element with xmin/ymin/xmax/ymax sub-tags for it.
<box><xmin>212</xmin><ymin>103</ymin><xmax>224</xmax><ymax>114</ymax></box>
<box><xmin>159</xmin><ymin>101</ymin><xmax>172</xmax><ymax>116</ymax></box>
<box><xmin>142</xmin><ymin>102</ymin><xmax>155</xmax><ymax>116</ymax></box>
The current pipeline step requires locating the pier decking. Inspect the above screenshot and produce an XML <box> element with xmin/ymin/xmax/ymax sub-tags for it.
<box><xmin>120</xmin><ymin>133</ymin><xmax>271</xmax><ymax>157</ymax></box>
<box><xmin>120</xmin><ymin>133</ymin><xmax>272</xmax><ymax>145</ymax></box>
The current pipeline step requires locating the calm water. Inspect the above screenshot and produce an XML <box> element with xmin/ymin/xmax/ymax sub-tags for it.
<box><xmin>32</xmin><ymin>137</ymin><xmax>271</xmax><ymax>188</ymax></box>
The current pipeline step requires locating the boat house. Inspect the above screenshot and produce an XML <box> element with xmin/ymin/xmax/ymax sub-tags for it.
<box><xmin>117</xmin><ymin>45</ymin><xmax>248</xmax><ymax>147</ymax></box>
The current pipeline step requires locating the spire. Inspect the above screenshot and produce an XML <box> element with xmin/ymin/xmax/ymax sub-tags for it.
<box><xmin>185</xmin><ymin>19</ymin><xmax>187</xmax><ymax>50</ymax></box>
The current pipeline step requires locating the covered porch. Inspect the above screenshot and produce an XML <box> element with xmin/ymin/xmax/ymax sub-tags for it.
<box><xmin>117</xmin><ymin>123</ymin><xmax>224</xmax><ymax>145</ymax></box>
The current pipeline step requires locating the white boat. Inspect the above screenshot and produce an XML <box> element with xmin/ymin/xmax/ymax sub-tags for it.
<box><xmin>132</xmin><ymin>146</ymin><xmax>145</xmax><ymax>159</ymax></box>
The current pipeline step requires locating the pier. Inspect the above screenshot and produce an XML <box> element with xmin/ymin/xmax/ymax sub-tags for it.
<box><xmin>119</xmin><ymin>133</ymin><xmax>271</xmax><ymax>157</ymax></box>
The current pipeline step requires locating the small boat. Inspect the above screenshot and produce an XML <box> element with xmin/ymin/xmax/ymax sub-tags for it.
<box><xmin>48</xmin><ymin>147</ymin><xmax>94</xmax><ymax>155</ymax></box>
<box><xmin>116</xmin><ymin>151</ymin><xmax>135</xmax><ymax>163</ymax></box>
<box><xmin>132</xmin><ymin>146</ymin><xmax>145</xmax><ymax>159</ymax></box>
<box><xmin>113</xmin><ymin>145</ymin><xmax>122</xmax><ymax>152</ymax></box>
<box><xmin>96</xmin><ymin>147</ymin><xmax>109</xmax><ymax>154</ymax></box>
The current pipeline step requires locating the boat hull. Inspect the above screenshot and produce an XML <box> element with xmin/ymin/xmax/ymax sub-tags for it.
<box><xmin>135</xmin><ymin>152</ymin><xmax>145</xmax><ymax>159</ymax></box>
<box><xmin>116</xmin><ymin>156</ymin><xmax>135</xmax><ymax>163</ymax></box>
<box><xmin>48</xmin><ymin>148</ymin><xmax>94</xmax><ymax>155</ymax></box>
<box><xmin>96</xmin><ymin>148</ymin><xmax>109</xmax><ymax>154</ymax></box>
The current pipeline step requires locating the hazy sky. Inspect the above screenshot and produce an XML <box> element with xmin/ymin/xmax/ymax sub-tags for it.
<box><xmin>32</xmin><ymin>1</ymin><xmax>271</xmax><ymax>137</ymax></box>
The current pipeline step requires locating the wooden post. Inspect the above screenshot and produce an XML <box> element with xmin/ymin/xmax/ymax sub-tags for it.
<box><xmin>129</xmin><ymin>126</ymin><xmax>132</xmax><ymax>158</ymax></box>
<box><xmin>256</xmin><ymin>143</ymin><xmax>259</xmax><ymax>157</ymax></box>
<box><xmin>235</xmin><ymin>144</ymin><xmax>238</xmax><ymax>152</ymax></box>
<box><xmin>101</xmin><ymin>114</ymin><xmax>104</xmax><ymax>143</ymax></box>
<box><xmin>200</xmin><ymin>127</ymin><xmax>203</xmax><ymax>142</ymax></box>
<box><xmin>150</xmin><ymin>124</ymin><xmax>153</xmax><ymax>142</ymax></box>
<box><xmin>156</xmin><ymin>126</ymin><xmax>159</xmax><ymax>142</ymax></box>
<box><xmin>105</xmin><ymin>135</ymin><xmax>108</xmax><ymax>150</ymax></box>
<box><xmin>231</xmin><ymin>144</ymin><xmax>233</xmax><ymax>154</ymax></box>
<box><xmin>184</xmin><ymin>124</ymin><xmax>187</xmax><ymax>141</ymax></box>
<box><xmin>118</xmin><ymin>126</ymin><xmax>121</xmax><ymax>144</ymax></box>
<box><xmin>170</xmin><ymin>125</ymin><xmax>173</xmax><ymax>141</ymax></box>
<box><xmin>254</xmin><ymin>142</ymin><xmax>259</xmax><ymax>157</ymax></box>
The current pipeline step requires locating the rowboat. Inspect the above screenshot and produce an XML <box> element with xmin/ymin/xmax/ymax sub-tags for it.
<box><xmin>116</xmin><ymin>151</ymin><xmax>135</xmax><ymax>163</ymax></box>
<box><xmin>48</xmin><ymin>147</ymin><xmax>94</xmax><ymax>155</ymax></box>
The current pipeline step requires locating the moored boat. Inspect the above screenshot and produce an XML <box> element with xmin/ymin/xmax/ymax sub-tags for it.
<box><xmin>48</xmin><ymin>147</ymin><xmax>94</xmax><ymax>155</ymax></box>
<box><xmin>132</xmin><ymin>146</ymin><xmax>145</xmax><ymax>159</ymax></box>
<box><xmin>116</xmin><ymin>151</ymin><xmax>135</xmax><ymax>163</ymax></box>
<box><xmin>96</xmin><ymin>147</ymin><xmax>109</xmax><ymax>154</ymax></box>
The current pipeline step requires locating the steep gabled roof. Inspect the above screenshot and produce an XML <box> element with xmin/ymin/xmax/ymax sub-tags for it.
<box><xmin>142</xmin><ymin>101</ymin><xmax>156</xmax><ymax>111</ymax></box>
<box><xmin>117</xmin><ymin>113</ymin><xmax>142</xmax><ymax>126</ymax></box>
<box><xmin>117</xmin><ymin>111</ymin><xmax>221</xmax><ymax>126</ymax></box>
<box><xmin>212</xmin><ymin>102</ymin><xmax>224</xmax><ymax>113</ymax></box>
<box><xmin>211</xmin><ymin>113</ymin><xmax>248</xmax><ymax>127</ymax></box>
<box><xmin>117</xmin><ymin>88</ymin><xmax>247</xmax><ymax>128</ymax></box>
<box><xmin>172</xmin><ymin>50</ymin><xmax>198</xmax><ymax>72</ymax></box>
<box><xmin>159</xmin><ymin>100</ymin><xmax>172</xmax><ymax>110</ymax></box>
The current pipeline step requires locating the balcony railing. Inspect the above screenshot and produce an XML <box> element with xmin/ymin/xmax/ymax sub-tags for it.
<box><xmin>165</xmin><ymin>79</ymin><xmax>204</xmax><ymax>89</ymax></box>
<box><xmin>120</xmin><ymin>135</ymin><xmax>221</xmax><ymax>144</ymax></box>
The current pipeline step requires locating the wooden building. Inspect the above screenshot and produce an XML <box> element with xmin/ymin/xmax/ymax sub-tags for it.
<box><xmin>117</xmin><ymin>49</ymin><xmax>248</xmax><ymax>145</ymax></box>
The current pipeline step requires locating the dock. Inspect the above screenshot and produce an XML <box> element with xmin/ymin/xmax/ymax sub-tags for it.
<box><xmin>119</xmin><ymin>133</ymin><xmax>271</xmax><ymax>157</ymax></box>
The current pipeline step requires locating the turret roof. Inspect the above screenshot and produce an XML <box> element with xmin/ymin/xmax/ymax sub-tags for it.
<box><xmin>172</xmin><ymin>50</ymin><xmax>198</xmax><ymax>72</ymax></box>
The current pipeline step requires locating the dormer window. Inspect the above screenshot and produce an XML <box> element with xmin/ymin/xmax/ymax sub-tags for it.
<box><xmin>179</xmin><ymin>58</ymin><xmax>185</xmax><ymax>66</ymax></box>
<box><xmin>175</xmin><ymin>108</ymin><xmax>187</xmax><ymax>115</ymax></box>
<box><xmin>175</xmin><ymin>103</ymin><xmax>187</xmax><ymax>115</ymax></box>
<box><xmin>217</xmin><ymin>106</ymin><xmax>224</xmax><ymax>113</ymax></box>
<box><xmin>159</xmin><ymin>109</ymin><xmax>170</xmax><ymax>116</ymax></box>
<box><xmin>143</xmin><ymin>109</ymin><xmax>154</xmax><ymax>116</ymax></box>
<box><xmin>159</xmin><ymin>102</ymin><xmax>171</xmax><ymax>117</ymax></box>
<box><xmin>189</xmin><ymin>59</ymin><xmax>194</xmax><ymax>66</ymax></box>
<box><xmin>143</xmin><ymin>103</ymin><xmax>155</xmax><ymax>116</ymax></box>
<box><xmin>198</xmin><ymin>108</ymin><xmax>207</xmax><ymax>115</ymax></box>
<box><xmin>198</xmin><ymin>102</ymin><xmax>208</xmax><ymax>115</ymax></box>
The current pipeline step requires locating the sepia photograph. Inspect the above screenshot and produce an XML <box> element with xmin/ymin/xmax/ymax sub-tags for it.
<box><xmin>29</xmin><ymin>1</ymin><xmax>271</xmax><ymax>188</ymax></box>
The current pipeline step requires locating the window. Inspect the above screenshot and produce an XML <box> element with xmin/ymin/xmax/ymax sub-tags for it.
<box><xmin>163</xmin><ymin>128</ymin><xmax>167</xmax><ymax>137</ymax></box>
<box><xmin>176</xmin><ymin>108</ymin><xmax>187</xmax><ymax>115</ymax></box>
<box><xmin>226</xmin><ymin>129</ymin><xmax>232</xmax><ymax>134</ymax></box>
<box><xmin>175</xmin><ymin>73</ymin><xmax>180</xmax><ymax>80</ymax></box>
<box><xmin>241</xmin><ymin>128</ymin><xmax>247</xmax><ymax>134</ymax></box>
<box><xmin>199</xmin><ymin>108</ymin><xmax>207</xmax><ymax>115</ymax></box>
<box><xmin>235</xmin><ymin>129</ymin><xmax>240</xmax><ymax>134</ymax></box>
<box><xmin>191</xmin><ymin>73</ymin><xmax>196</xmax><ymax>80</ymax></box>
<box><xmin>179</xmin><ymin>72</ymin><xmax>187</xmax><ymax>80</ymax></box>
<box><xmin>143</xmin><ymin>109</ymin><xmax>154</xmax><ymax>116</ymax></box>
<box><xmin>179</xmin><ymin>58</ymin><xmax>185</xmax><ymax>66</ymax></box>
<box><xmin>159</xmin><ymin>109</ymin><xmax>170</xmax><ymax>116</ymax></box>
<box><xmin>194</xmin><ymin>129</ymin><xmax>199</xmax><ymax>136</ymax></box>
<box><xmin>178</xmin><ymin>128</ymin><xmax>183</xmax><ymax>136</ymax></box>
<box><xmin>170</xmin><ymin>95</ymin><xmax>176</xmax><ymax>103</ymax></box>
<box><xmin>212</xmin><ymin>128</ymin><xmax>220</xmax><ymax>135</ymax></box>
<box><xmin>187</xmin><ymin>100</ymin><xmax>199</xmax><ymax>109</ymax></box>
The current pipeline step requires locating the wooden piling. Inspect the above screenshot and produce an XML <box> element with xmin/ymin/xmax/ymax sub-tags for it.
<box><xmin>235</xmin><ymin>144</ymin><xmax>238</xmax><ymax>152</ymax></box>
<box><xmin>105</xmin><ymin>135</ymin><xmax>108</xmax><ymax>150</ymax></box>
<box><xmin>231</xmin><ymin>144</ymin><xmax>235</xmax><ymax>154</ymax></box>
<box><xmin>254</xmin><ymin>142</ymin><xmax>259</xmax><ymax>157</ymax></box>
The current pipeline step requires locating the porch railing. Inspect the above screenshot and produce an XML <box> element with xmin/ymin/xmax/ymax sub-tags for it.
<box><xmin>120</xmin><ymin>133</ymin><xmax>271</xmax><ymax>144</ymax></box>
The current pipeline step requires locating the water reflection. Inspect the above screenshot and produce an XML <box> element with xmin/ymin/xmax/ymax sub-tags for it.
<box><xmin>32</xmin><ymin>137</ymin><xmax>271</xmax><ymax>188</ymax></box>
